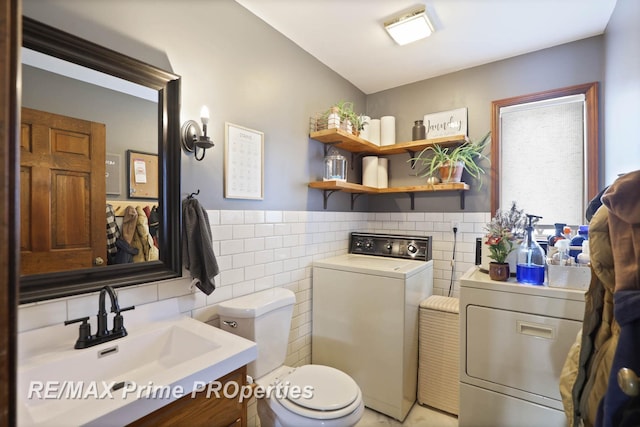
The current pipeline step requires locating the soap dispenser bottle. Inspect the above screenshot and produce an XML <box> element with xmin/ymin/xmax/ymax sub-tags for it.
<box><xmin>517</xmin><ymin>214</ymin><xmax>546</xmax><ymax>285</ymax></box>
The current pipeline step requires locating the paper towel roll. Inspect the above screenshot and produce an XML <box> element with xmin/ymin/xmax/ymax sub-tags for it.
<box><xmin>377</xmin><ymin>158</ymin><xmax>388</xmax><ymax>188</ymax></box>
<box><xmin>359</xmin><ymin>116</ymin><xmax>371</xmax><ymax>142</ymax></box>
<box><xmin>368</xmin><ymin>119</ymin><xmax>381</xmax><ymax>146</ymax></box>
<box><xmin>380</xmin><ymin>116</ymin><xmax>396</xmax><ymax>146</ymax></box>
<box><xmin>362</xmin><ymin>156</ymin><xmax>378</xmax><ymax>188</ymax></box>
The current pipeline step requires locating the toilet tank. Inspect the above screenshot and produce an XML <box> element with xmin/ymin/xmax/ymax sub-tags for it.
<box><xmin>218</xmin><ymin>288</ymin><xmax>296</xmax><ymax>378</ymax></box>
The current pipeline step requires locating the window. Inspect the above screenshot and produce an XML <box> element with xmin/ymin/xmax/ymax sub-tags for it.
<box><xmin>491</xmin><ymin>83</ymin><xmax>599</xmax><ymax>226</ymax></box>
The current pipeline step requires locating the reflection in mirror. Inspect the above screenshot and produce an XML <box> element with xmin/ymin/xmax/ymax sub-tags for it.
<box><xmin>22</xmin><ymin>49</ymin><xmax>159</xmax><ymax>274</ymax></box>
<box><xmin>491</xmin><ymin>82</ymin><xmax>599</xmax><ymax>226</ymax></box>
<box><xmin>20</xmin><ymin>17</ymin><xmax>181</xmax><ymax>303</ymax></box>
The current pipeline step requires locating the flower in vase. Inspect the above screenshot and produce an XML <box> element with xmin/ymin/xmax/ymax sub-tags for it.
<box><xmin>485</xmin><ymin>202</ymin><xmax>527</xmax><ymax>264</ymax></box>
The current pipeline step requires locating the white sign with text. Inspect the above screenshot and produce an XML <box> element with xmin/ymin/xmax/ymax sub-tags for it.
<box><xmin>423</xmin><ymin>107</ymin><xmax>468</xmax><ymax>139</ymax></box>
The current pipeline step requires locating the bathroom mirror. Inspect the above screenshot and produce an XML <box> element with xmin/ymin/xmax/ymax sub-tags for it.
<box><xmin>19</xmin><ymin>17</ymin><xmax>182</xmax><ymax>303</ymax></box>
<box><xmin>490</xmin><ymin>82</ymin><xmax>599</xmax><ymax>225</ymax></box>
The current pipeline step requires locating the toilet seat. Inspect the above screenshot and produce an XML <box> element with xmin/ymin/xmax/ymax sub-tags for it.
<box><xmin>275</xmin><ymin>365</ymin><xmax>362</xmax><ymax>420</ymax></box>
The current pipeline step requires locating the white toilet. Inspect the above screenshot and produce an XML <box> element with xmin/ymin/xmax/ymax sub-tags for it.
<box><xmin>218</xmin><ymin>287</ymin><xmax>365</xmax><ymax>427</ymax></box>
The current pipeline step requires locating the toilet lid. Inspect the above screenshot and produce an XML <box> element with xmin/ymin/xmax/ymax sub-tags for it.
<box><xmin>277</xmin><ymin>365</ymin><xmax>360</xmax><ymax>417</ymax></box>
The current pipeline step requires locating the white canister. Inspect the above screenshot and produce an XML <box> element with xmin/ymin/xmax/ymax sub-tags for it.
<box><xmin>368</xmin><ymin>119</ymin><xmax>381</xmax><ymax>146</ymax></box>
<box><xmin>380</xmin><ymin>116</ymin><xmax>396</xmax><ymax>146</ymax></box>
<box><xmin>377</xmin><ymin>158</ymin><xmax>389</xmax><ymax>188</ymax></box>
<box><xmin>362</xmin><ymin>156</ymin><xmax>378</xmax><ymax>188</ymax></box>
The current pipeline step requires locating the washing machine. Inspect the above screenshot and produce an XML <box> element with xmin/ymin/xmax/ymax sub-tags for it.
<box><xmin>312</xmin><ymin>232</ymin><xmax>434</xmax><ymax>422</ymax></box>
<box><xmin>460</xmin><ymin>266</ymin><xmax>586</xmax><ymax>427</ymax></box>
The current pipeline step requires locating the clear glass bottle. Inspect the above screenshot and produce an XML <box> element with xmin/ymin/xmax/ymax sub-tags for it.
<box><xmin>323</xmin><ymin>148</ymin><xmax>347</xmax><ymax>182</ymax></box>
<box><xmin>517</xmin><ymin>214</ymin><xmax>546</xmax><ymax>285</ymax></box>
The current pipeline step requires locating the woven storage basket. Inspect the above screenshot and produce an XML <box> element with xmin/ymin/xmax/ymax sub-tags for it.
<box><xmin>418</xmin><ymin>295</ymin><xmax>460</xmax><ymax>415</ymax></box>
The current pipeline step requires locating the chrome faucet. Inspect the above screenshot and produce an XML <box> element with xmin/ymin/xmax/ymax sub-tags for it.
<box><xmin>64</xmin><ymin>285</ymin><xmax>135</xmax><ymax>349</ymax></box>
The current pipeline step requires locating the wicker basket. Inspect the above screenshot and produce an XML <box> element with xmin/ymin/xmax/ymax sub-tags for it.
<box><xmin>418</xmin><ymin>295</ymin><xmax>460</xmax><ymax>415</ymax></box>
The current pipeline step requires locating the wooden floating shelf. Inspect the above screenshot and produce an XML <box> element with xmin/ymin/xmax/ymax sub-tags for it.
<box><xmin>308</xmin><ymin>128</ymin><xmax>471</xmax><ymax>210</ymax></box>
<box><xmin>309</xmin><ymin>181</ymin><xmax>469</xmax><ymax>210</ymax></box>
<box><xmin>309</xmin><ymin>128</ymin><xmax>467</xmax><ymax>155</ymax></box>
<box><xmin>308</xmin><ymin>181</ymin><xmax>469</xmax><ymax>194</ymax></box>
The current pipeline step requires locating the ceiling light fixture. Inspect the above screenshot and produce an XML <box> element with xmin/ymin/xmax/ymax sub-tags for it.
<box><xmin>384</xmin><ymin>8</ymin><xmax>434</xmax><ymax>46</ymax></box>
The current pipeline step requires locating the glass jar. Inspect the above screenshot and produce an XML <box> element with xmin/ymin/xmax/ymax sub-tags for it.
<box><xmin>327</xmin><ymin>106</ymin><xmax>340</xmax><ymax>129</ymax></box>
<box><xmin>412</xmin><ymin>120</ymin><xmax>426</xmax><ymax>141</ymax></box>
<box><xmin>323</xmin><ymin>148</ymin><xmax>347</xmax><ymax>182</ymax></box>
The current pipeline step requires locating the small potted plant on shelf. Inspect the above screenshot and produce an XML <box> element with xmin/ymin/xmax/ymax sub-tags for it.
<box><xmin>410</xmin><ymin>131</ymin><xmax>491</xmax><ymax>185</ymax></box>
<box><xmin>484</xmin><ymin>201</ymin><xmax>528</xmax><ymax>281</ymax></box>
<box><xmin>323</xmin><ymin>101</ymin><xmax>367</xmax><ymax>136</ymax></box>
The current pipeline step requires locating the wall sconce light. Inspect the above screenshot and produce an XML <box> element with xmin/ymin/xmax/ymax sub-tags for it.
<box><xmin>181</xmin><ymin>106</ymin><xmax>214</xmax><ymax>161</ymax></box>
<box><xmin>384</xmin><ymin>8</ymin><xmax>434</xmax><ymax>46</ymax></box>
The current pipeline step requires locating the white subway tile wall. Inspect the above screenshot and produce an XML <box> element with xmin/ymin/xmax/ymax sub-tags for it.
<box><xmin>17</xmin><ymin>210</ymin><xmax>490</xmax><ymax>426</ymax></box>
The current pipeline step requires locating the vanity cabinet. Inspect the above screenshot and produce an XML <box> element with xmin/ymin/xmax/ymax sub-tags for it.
<box><xmin>128</xmin><ymin>365</ymin><xmax>248</xmax><ymax>427</ymax></box>
<box><xmin>308</xmin><ymin>128</ymin><xmax>469</xmax><ymax>209</ymax></box>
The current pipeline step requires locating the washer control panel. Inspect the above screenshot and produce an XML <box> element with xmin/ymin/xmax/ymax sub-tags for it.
<box><xmin>349</xmin><ymin>232</ymin><xmax>432</xmax><ymax>261</ymax></box>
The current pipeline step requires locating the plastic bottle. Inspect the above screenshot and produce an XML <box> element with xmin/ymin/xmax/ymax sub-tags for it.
<box><xmin>548</xmin><ymin>223</ymin><xmax>567</xmax><ymax>247</ymax></box>
<box><xmin>577</xmin><ymin>240</ymin><xmax>591</xmax><ymax>266</ymax></box>
<box><xmin>570</xmin><ymin>225</ymin><xmax>589</xmax><ymax>260</ymax></box>
<box><xmin>552</xmin><ymin>239</ymin><xmax>571</xmax><ymax>266</ymax></box>
<box><xmin>517</xmin><ymin>214</ymin><xmax>546</xmax><ymax>285</ymax></box>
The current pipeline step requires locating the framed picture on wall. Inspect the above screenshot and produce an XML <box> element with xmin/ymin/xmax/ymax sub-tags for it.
<box><xmin>105</xmin><ymin>153</ymin><xmax>121</xmax><ymax>196</ymax></box>
<box><xmin>224</xmin><ymin>122</ymin><xmax>264</xmax><ymax>200</ymax></box>
<box><xmin>127</xmin><ymin>150</ymin><xmax>158</xmax><ymax>199</ymax></box>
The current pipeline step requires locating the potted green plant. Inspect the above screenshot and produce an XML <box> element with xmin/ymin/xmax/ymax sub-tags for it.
<box><xmin>410</xmin><ymin>131</ymin><xmax>491</xmax><ymax>185</ymax></box>
<box><xmin>484</xmin><ymin>201</ymin><xmax>528</xmax><ymax>280</ymax></box>
<box><xmin>324</xmin><ymin>101</ymin><xmax>367</xmax><ymax>135</ymax></box>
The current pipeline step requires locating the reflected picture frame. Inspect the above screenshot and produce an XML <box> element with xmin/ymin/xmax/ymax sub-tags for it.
<box><xmin>127</xmin><ymin>149</ymin><xmax>159</xmax><ymax>200</ymax></box>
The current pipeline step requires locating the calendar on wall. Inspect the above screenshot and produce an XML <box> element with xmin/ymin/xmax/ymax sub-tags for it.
<box><xmin>224</xmin><ymin>122</ymin><xmax>264</xmax><ymax>200</ymax></box>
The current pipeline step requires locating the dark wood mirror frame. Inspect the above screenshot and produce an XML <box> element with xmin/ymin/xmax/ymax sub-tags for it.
<box><xmin>490</xmin><ymin>82</ymin><xmax>599</xmax><ymax>216</ymax></box>
<box><xmin>19</xmin><ymin>17</ymin><xmax>182</xmax><ymax>303</ymax></box>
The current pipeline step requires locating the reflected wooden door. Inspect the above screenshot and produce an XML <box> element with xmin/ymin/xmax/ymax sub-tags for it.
<box><xmin>20</xmin><ymin>107</ymin><xmax>106</xmax><ymax>275</ymax></box>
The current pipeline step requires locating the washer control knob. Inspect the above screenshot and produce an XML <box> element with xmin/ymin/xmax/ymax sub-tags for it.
<box><xmin>407</xmin><ymin>243</ymin><xmax>418</xmax><ymax>255</ymax></box>
<box><xmin>385</xmin><ymin>242</ymin><xmax>393</xmax><ymax>252</ymax></box>
<box><xmin>364</xmin><ymin>240</ymin><xmax>374</xmax><ymax>250</ymax></box>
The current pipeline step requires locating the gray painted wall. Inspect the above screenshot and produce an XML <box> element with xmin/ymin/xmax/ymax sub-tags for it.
<box><xmin>22</xmin><ymin>0</ymin><xmax>633</xmax><ymax>214</ymax></box>
<box><xmin>603</xmin><ymin>0</ymin><xmax>640</xmax><ymax>185</ymax></box>
<box><xmin>365</xmin><ymin>36</ymin><xmax>604</xmax><ymax>212</ymax></box>
<box><xmin>23</xmin><ymin>0</ymin><xmax>366</xmax><ymax>212</ymax></box>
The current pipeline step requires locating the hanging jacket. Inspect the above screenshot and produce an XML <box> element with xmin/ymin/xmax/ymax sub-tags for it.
<box><xmin>560</xmin><ymin>204</ymin><xmax>617</xmax><ymax>427</ymax></box>
<box><xmin>595</xmin><ymin>170</ymin><xmax>640</xmax><ymax>427</ymax></box>
<box><xmin>106</xmin><ymin>204</ymin><xmax>120</xmax><ymax>265</ymax></box>
<box><xmin>560</xmin><ymin>170</ymin><xmax>640</xmax><ymax>427</ymax></box>
<box><xmin>131</xmin><ymin>205</ymin><xmax>158</xmax><ymax>263</ymax></box>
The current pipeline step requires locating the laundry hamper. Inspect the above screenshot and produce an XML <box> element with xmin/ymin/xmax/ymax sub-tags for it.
<box><xmin>418</xmin><ymin>295</ymin><xmax>459</xmax><ymax>415</ymax></box>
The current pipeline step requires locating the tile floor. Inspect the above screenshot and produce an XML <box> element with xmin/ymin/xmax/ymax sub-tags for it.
<box><xmin>357</xmin><ymin>403</ymin><xmax>458</xmax><ymax>427</ymax></box>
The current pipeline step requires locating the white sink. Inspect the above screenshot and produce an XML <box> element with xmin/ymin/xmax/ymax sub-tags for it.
<box><xmin>18</xmin><ymin>298</ymin><xmax>257</xmax><ymax>427</ymax></box>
